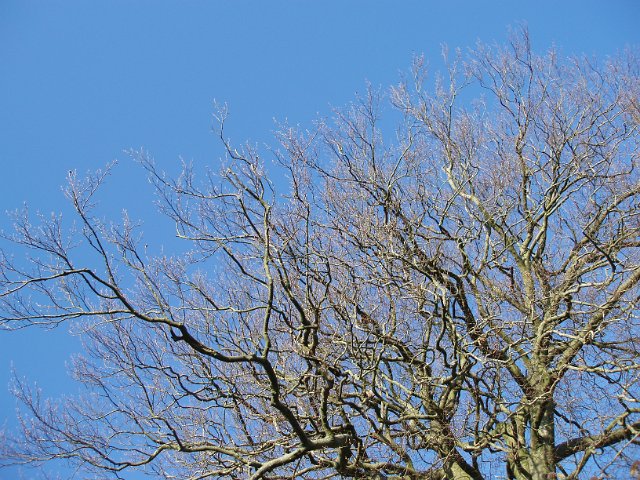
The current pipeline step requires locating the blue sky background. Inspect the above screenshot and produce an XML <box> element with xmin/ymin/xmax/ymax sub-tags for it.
<box><xmin>1</xmin><ymin>1</ymin><xmax>638</xmax><ymax>478</ymax></box>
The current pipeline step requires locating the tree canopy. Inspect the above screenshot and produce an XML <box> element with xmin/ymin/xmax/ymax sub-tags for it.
<box><xmin>1</xmin><ymin>31</ymin><xmax>640</xmax><ymax>479</ymax></box>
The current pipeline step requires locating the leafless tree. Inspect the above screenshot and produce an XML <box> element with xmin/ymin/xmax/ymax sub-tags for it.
<box><xmin>1</xmin><ymin>30</ymin><xmax>639</xmax><ymax>479</ymax></box>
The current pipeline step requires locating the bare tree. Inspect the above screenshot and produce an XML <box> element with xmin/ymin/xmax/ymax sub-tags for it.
<box><xmin>1</xmin><ymin>31</ymin><xmax>639</xmax><ymax>480</ymax></box>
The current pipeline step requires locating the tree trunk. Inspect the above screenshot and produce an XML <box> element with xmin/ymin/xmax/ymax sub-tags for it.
<box><xmin>529</xmin><ymin>399</ymin><xmax>556</xmax><ymax>480</ymax></box>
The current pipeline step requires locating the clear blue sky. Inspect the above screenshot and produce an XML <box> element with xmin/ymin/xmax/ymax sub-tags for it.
<box><xmin>1</xmin><ymin>1</ymin><xmax>638</xmax><ymax>477</ymax></box>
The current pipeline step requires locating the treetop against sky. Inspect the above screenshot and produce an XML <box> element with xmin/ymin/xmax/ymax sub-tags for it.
<box><xmin>1</xmin><ymin>2</ymin><xmax>639</xmax><ymax>479</ymax></box>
